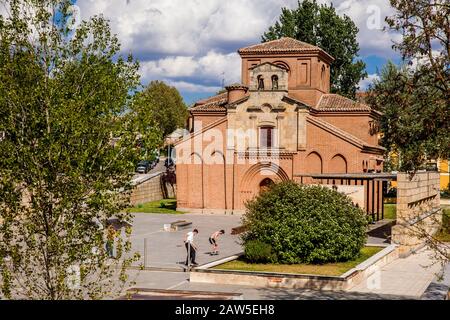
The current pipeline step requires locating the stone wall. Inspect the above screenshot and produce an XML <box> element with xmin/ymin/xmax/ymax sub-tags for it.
<box><xmin>392</xmin><ymin>172</ymin><xmax>441</xmax><ymax>257</ymax></box>
<box><xmin>130</xmin><ymin>173</ymin><xmax>175</xmax><ymax>206</ymax></box>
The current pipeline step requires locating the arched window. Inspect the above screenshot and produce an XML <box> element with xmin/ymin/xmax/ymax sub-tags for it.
<box><xmin>257</xmin><ymin>75</ymin><xmax>264</xmax><ymax>90</ymax></box>
<box><xmin>271</xmin><ymin>75</ymin><xmax>279</xmax><ymax>90</ymax></box>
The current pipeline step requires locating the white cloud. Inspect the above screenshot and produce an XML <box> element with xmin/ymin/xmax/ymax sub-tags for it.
<box><xmin>140</xmin><ymin>56</ymin><xmax>198</xmax><ymax>78</ymax></box>
<box><xmin>77</xmin><ymin>0</ymin><xmax>298</xmax><ymax>56</ymax></box>
<box><xmin>331</xmin><ymin>0</ymin><xmax>400</xmax><ymax>57</ymax></box>
<box><xmin>76</xmin><ymin>0</ymin><xmax>401</xmax><ymax>97</ymax></box>
<box><xmin>165</xmin><ymin>80</ymin><xmax>222</xmax><ymax>93</ymax></box>
<box><xmin>140</xmin><ymin>50</ymin><xmax>241</xmax><ymax>85</ymax></box>
<box><xmin>358</xmin><ymin>73</ymin><xmax>380</xmax><ymax>90</ymax></box>
<box><xmin>407</xmin><ymin>50</ymin><xmax>442</xmax><ymax>71</ymax></box>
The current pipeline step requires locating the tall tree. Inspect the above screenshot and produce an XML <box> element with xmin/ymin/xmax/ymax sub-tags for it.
<box><xmin>0</xmin><ymin>0</ymin><xmax>159</xmax><ymax>299</ymax></box>
<box><xmin>133</xmin><ymin>80</ymin><xmax>188</xmax><ymax>138</ymax></box>
<box><xmin>366</xmin><ymin>62</ymin><xmax>448</xmax><ymax>171</ymax></box>
<box><xmin>386</xmin><ymin>0</ymin><xmax>449</xmax><ymax>100</ymax></box>
<box><xmin>262</xmin><ymin>0</ymin><xmax>367</xmax><ymax>99</ymax></box>
<box><xmin>367</xmin><ymin>1</ymin><xmax>450</xmax><ymax>171</ymax></box>
<box><xmin>372</xmin><ymin>0</ymin><xmax>450</xmax><ymax>275</ymax></box>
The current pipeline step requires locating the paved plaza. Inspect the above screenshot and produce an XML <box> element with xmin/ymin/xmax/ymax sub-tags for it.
<box><xmin>349</xmin><ymin>247</ymin><xmax>447</xmax><ymax>297</ymax></box>
<box><xmin>126</xmin><ymin>270</ymin><xmax>412</xmax><ymax>300</ymax></box>
<box><xmin>122</xmin><ymin>212</ymin><xmax>449</xmax><ymax>299</ymax></box>
<box><xmin>128</xmin><ymin>213</ymin><xmax>242</xmax><ymax>269</ymax></box>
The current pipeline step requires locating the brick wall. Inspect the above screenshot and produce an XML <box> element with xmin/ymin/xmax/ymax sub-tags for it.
<box><xmin>392</xmin><ymin>172</ymin><xmax>441</xmax><ymax>257</ymax></box>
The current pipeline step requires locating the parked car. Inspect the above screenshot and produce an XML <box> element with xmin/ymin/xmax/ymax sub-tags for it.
<box><xmin>136</xmin><ymin>160</ymin><xmax>151</xmax><ymax>174</ymax></box>
<box><xmin>150</xmin><ymin>159</ymin><xmax>157</xmax><ymax>169</ymax></box>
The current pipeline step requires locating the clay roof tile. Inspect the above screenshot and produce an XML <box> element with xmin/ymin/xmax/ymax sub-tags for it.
<box><xmin>238</xmin><ymin>37</ymin><xmax>334</xmax><ymax>61</ymax></box>
<box><xmin>316</xmin><ymin>94</ymin><xmax>372</xmax><ymax>112</ymax></box>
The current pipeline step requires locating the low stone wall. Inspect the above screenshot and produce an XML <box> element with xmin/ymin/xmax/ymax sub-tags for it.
<box><xmin>190</xmin><ymin>245</ymin><xmax>399</xmax><ymax>291</ymax></box>
<box><xmin>130</xmin><ymin>172</ymin><xmax>175</xmax><ymax>206</ymax></box>
<box><xmin>392</xmin><ymin>172</ymin><xmax>442</xmax><ymax>257</ymax></box>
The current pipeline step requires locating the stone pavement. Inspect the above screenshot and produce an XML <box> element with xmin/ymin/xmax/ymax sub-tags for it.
<box><xmin>349</xmin><ymin>247</ymin><xmax>444</xmax><ymax>298</ymax></box>
<box><xmin>421</xmin><ymin>262</ymin><xmax>450</xmax><ymax>300</ymax></box>
<box><xmin>123</xmin><ymin>213</ymin><xmax>447</xmax><ymax>299</ymax></box>
<box><xmin>128</xmin><ymin>213</ymin><xmax>242</xmax><ymax>269</ymax></box>
<box><xmin>125</xmin><ymin>270</ymin><xmax>412</xmax><ymax>300</ymax></box>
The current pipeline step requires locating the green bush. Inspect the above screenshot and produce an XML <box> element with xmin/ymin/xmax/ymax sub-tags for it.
<box><xmin>442</xmin><ymin>209</ymin><xmax>450</xmax><ymax>233</ymax></box>
<box><xmin>244</xmin><ymin>240</ymin><xmax>276</xmax><ymax>263</ymax></box>
<box><xmin>242</xmin><ymin>181</ymin><xmax>368</xmax><ymax>264</ymax></box>
<box><xmin>441</xmin><ymin>183</ymin><xmax>450</xmax><ymax>199</ymax></box>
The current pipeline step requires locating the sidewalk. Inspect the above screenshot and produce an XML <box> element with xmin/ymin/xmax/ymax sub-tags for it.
<box><xmin>126</xmin><ymin>270</ymin><xmax>411</xmax><ymax>300</ymax></box>
<box><xmin>121</xmin><ymin>247</ymin><xmax>447</xmax><ymax>299</ymax></box>
<box><xmin>349</xmin><ymin>248</ymin><xmax>444</xmax><ymax>297</ymax></box>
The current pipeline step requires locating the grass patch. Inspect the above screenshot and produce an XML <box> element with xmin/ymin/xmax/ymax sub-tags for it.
<box><xmin>435</xmin><ymin>208</ymin><xmax>450</xmax><ymax>242</ymax></box>
<box><xmin>383</xmin><ymin>203</ymin><xmax>396</xmax><ymax>220</ymax></box>
<box><xmin>435</xmin><ymin>231</ymin><xmax>450</xmax><ymax>242</ymax></box>
<box><xmin>128</xmin><ymin>199</ymin><xmax>184</xmax><ymax>214</ymax></box>
<box><xmin>213</xmin><ymin>246</ymin><xmax>384</xmax><ymax>276</ymax></box>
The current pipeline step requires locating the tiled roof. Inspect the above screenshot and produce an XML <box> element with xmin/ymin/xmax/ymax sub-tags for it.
<box><xmin>190</xmin><ymin>93</ymin><xmax>228</xmax><ymax>112</ymax></box>
<box><xmin>307</xmin><ymin>115</ymin><xmax>384</xmax><ymax>153</ymax></box>
<box><xmin>194</xmin><ymin>92</ymin><xmax>227</xmax><ymax>106</ymax></box>
<box><xmin>316</xmin><ymin>94</ymin><xmax>372</xmax><ymax>112</ymax></box>
<box><xmin>238</xmin><ymin>37</ymin><xmax>334</xmax><ymax>60</ymax></box>
<box><xmin>225</xmin><ymin>83</ymin><xmax>249</xmax><ymax>90</ymax></box>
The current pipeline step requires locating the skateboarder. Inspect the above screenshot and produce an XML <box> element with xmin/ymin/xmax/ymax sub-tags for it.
<box><xmin>209</xmin><ymin>229</ymin><xmax>225</xmax><ymax>255</ymax></box>
<box><xmin>184</xmin><ymin>229</ymin><xmax>198</xmax><ymax>266</ymax></box>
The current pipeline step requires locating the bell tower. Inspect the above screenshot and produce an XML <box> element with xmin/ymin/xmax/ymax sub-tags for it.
<box><xmin>238</xmin><ymin>37</ymin><xmax>334</xmax><ymax>107</ymax></box>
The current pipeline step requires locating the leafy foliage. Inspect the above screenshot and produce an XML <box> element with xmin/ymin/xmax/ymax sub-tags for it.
<box><xmin>367</xmin><ymin>1</ymin><xmax>450</xmax><ymax>172</ymax></box>
<box><xmin>386</xmin><ymin>0</ymin><xmax>449</xmax><ymax>100</ymax></box>
<box><xmin>366</xmin><ymin>62</ymin><xmax>449</xmax><ymax>171</ymax></box>
<box><xmin>133</xmin><ymin>80</ymin><xmax>188</xmax><ymax>138</ymax></box>
<box><xmin>242</xmin><ymin>181</ymin><xmax>367</xmax><ymax>264</ymax></box>
<box><xmin>244</xmin><ymin>240</ymin><xmax>276</xmax><ymax>264</ymax></box>
<box><xmin>262</xmin><ymin>0</ymin><xmax>366</xmax><ymax>98</ymax></box>
<box><xmin>0</xmin><ymin>0</ymin><xmax>159</xmax><ymax>299</ymax></box>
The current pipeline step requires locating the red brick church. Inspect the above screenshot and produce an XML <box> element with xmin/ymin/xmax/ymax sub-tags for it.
<box><xmin>175</xmin><ymin>37</ymin><xmax>385</xmax><ymax>214</ymax></box>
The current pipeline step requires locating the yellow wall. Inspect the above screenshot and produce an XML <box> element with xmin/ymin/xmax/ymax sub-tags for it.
<box><xmin>440</xmin><ymin>159</ymin><xmax>449</xmax><ymax>190</ymax></box>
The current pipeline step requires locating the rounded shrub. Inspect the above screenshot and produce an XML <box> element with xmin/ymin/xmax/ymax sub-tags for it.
<box><xmin>242</xmin><ymin>181</ymin><xmax>368</xmax><ymax>264</ymax></box>
<box><xmin>244</xmin><ymin>240</ymin><xmax>276</xmax><ymax>263</ymax></box>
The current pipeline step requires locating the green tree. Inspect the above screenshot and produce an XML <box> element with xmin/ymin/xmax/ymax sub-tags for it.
<box><xmin>262</xmin><ymin>0</ymin><xmax>367</xmax><ymax>99</ymax></box>
<box><xmin>386</xmin><ymin>0</ymin><xmax>449</xmax><ymax>100</ymax></box>
<box><xmin>366</xmin><ymin>0</ymin><xmax>450</xmax><ymax>171</ymax></box>
<box><xmin>366</xmin><ymin>62</ymin><xmax>449</xmax><ymax>171</ymax></box>
<box><xmin>0</xmin><ymin>0</ymin><xmax>159</xmax><ymax>299</ymax></box>
<box><xmin>368</xmin><ymin>0</ymin><xmax>450</xmax><ymax>270</ymax></box>
<box><xmin>133</xmin><ymin>80</ymin><xmax>188</xmax><ymax>138</ymax></box>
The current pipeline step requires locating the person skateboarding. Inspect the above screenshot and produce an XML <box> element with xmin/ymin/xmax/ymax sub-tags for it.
<box><xmin>209</xmin><ymin>229</ymin><xmax>225</xmax><ymax>256</ymax></box>
<box><xmin>184</xmin><ymin>229</ymin><xmax>198</xmax><ymax>266</ymax></box>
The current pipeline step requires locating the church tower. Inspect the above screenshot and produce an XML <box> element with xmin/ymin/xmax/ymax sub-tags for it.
<box><xmin>238</xmin><ymin>37</ymin><xmax>334</xmax><ymax>107</ymax></box>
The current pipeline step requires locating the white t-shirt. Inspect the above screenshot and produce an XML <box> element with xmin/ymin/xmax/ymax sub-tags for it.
<box><xmin>186</xmin><ymin>231</ymin><xmax>195</xmax><ymax>243</ymax></box>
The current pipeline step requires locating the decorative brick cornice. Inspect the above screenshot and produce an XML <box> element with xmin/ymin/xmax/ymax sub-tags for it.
<box><xmin>236</xmin><ymin>149</ymin><xmax>296</xmax><ymax>160</ymax></box>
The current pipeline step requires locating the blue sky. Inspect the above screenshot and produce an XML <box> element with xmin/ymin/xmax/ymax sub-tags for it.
<box><xmin>75</xmin><ymin>0</ymin><xmax>403</xmax><ymax>105</ymax></box>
